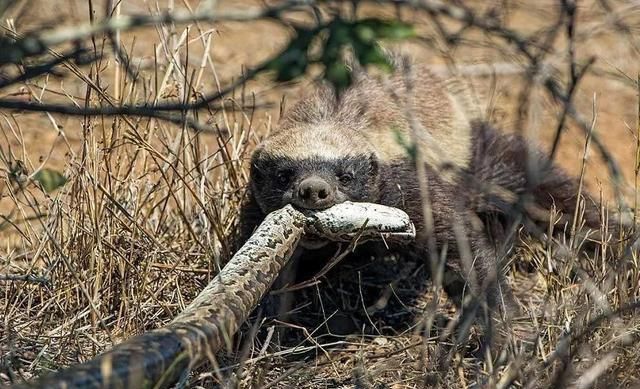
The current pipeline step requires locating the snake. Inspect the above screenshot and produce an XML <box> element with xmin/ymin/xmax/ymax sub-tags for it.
<box><xmin>9</xmin><ymin>202</ymin><xmax>415</xmax><ymax>389</ymax></box>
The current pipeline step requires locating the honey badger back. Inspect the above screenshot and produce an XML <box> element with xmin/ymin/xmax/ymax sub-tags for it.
<box><xmin>240</xmin><ymin>57</ymin><xmax>605</xmax><ymax>328</ymax></box>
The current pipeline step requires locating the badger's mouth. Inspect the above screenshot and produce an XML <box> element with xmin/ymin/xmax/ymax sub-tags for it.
<box><xmin>299</xmin><ymin>234</ymin><xmax>330</xmax><ymax>250</ymax></box>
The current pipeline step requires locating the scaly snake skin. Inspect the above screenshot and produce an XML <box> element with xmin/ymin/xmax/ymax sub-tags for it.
<box><xmin>10</xmin><ymin>202</ymin><xmax>415</xmax><ymax>389</ymax></box>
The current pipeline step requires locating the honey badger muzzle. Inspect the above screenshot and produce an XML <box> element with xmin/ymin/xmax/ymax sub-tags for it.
<box><xmin>293</xmin><ymin>175</ymin><xmax>336</xmax><ymax>210</ymax></box>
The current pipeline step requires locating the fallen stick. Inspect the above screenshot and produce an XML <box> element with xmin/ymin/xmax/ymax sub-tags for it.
<box><xmin>11</xmin><ymin>202</ymin><xmax>414</xmax><ymax>389</ymax></box>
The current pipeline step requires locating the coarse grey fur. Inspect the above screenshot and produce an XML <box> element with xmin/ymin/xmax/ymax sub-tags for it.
<box><xmin>239</xmin><ymin>54</ymin><xmax>612</xmax><ymax>351</ymax></box>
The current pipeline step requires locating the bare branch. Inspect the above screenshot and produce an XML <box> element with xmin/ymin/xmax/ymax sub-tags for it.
<box><xmin>0</xmin><ymin>0</ymin><xmax>312</xmax><ymax>64</ymax></box>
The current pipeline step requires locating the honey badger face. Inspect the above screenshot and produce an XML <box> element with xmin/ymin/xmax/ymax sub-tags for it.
<box><xmin>250</xmin><ymin>149</ymin><xmax>380</xmax><ymax>248</ymax></box>
<box><xmin>250</xmin><ymin>150</ymin><xmax>380</xmax><ymax>213</ymax></box>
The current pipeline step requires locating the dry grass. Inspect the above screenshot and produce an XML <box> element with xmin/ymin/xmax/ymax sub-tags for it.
<box><xmin>1</xmin><ymin>0</ymin><xmax>640</xmax><ymax>388</ymax></box>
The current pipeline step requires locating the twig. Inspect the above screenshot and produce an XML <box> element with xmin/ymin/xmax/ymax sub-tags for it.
<box><xmin>0</xmin><ymin>1</ymin><xmax>312</xmax><ymax>64</ymax></box>
<box><xmin>0</xmin><ymin>273</ymin><xmax>50</xmax><ymax>285</ymax></box>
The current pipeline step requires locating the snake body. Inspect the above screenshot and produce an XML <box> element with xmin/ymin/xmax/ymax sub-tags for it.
<box><xmin>10</xmin><ymin>203</ymin><xmax>414</xmax><ymax>389</ymax></box>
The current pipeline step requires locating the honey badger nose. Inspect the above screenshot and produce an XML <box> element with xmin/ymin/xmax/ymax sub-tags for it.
<box><xmin>294</xmin><ymin>176</ymin><xmax>335</xmax><ymax>210</ymax></box>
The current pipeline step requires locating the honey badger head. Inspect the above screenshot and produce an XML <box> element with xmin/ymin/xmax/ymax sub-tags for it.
<box><xmin>249</xmin><ymin>127</ymin><xmax>380</xmax><ymax>212</ymax></box>
<box><xmin>247</xmin><ymin>60</ymin><xmax>477</xmax><ymax>248</ymax></box>
<box><xmin>249</xmin><ymin>87</ymin><xmax>382</xmax><ymax>248</ymax></box>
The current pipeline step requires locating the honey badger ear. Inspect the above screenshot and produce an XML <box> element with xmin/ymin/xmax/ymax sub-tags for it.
<box><xmin>251</xmin><ymin>144</ymin><xmax>264</xmax><ymax>161</ymax></box>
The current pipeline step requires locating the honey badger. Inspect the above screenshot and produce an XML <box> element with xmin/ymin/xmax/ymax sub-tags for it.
<box><xmin>239</xmin><ymin>55</ymin><xmax>607</xmax><ymax>332</ymax></box>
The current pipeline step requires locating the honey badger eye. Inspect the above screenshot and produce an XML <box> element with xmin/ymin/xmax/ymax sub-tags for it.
<box><xmin>338</xmin><ymin>173</ymin><xmax>353</xmax><ymax>184</ymax></box>
<box><xmin>276</xmin><ymin>170</ymin><xmax>293</xmax><ymax>185</ymax></box>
